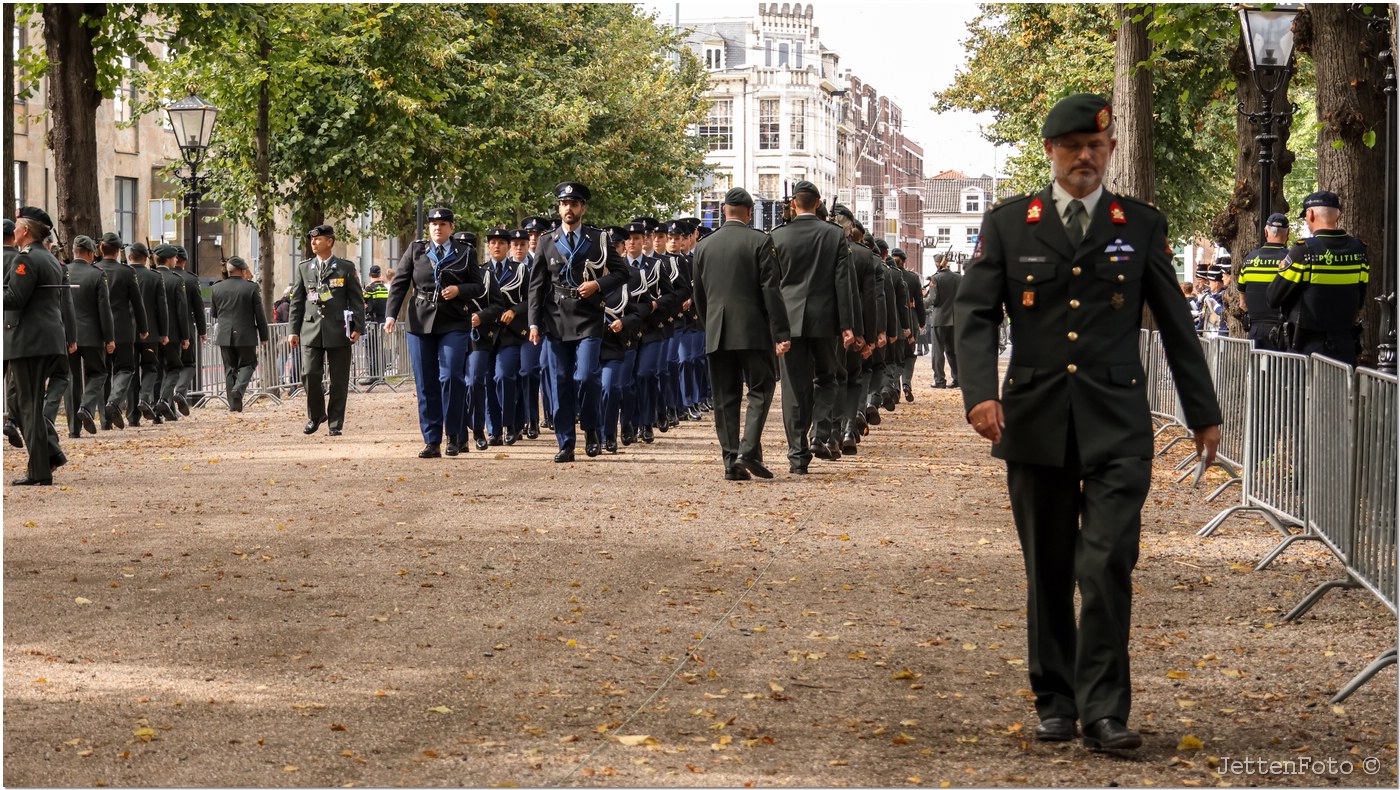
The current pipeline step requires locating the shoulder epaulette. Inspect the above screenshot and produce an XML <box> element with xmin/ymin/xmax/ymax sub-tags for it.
<box><xmin>1114</xmin><ymin>193</ymin><xmax>1162</xmax><ymax>213</ymax></box>
<box><xmin>990</xmin><ymin>193</ymin><xmax>1034</xmax><ymax>211</ymax></box>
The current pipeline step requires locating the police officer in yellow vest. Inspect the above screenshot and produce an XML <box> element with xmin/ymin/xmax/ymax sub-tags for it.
<box><xmin>1266</xmin><ymin>191</ymin><xmax>1370</xmax><ymax>365</ymax></box>
<box><xmin>1237</xmin><ymin>212</ymin><xmax>1291</xmax><ymax>350</ymax></box>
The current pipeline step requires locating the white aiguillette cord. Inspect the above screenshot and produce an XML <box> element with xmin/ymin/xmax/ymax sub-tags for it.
<box><xmin>549</xmin><ymin>523</ymin><xmax>808</xmax><ymax>787</ymax></box>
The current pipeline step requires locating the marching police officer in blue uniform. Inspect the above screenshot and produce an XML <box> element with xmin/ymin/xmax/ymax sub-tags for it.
<box><xmin>526</xmin><ymin>181</ymin><xmax>629</xmax><ymax>462</ymax></box>
<box><xmin>386</xmin><ymin>208</ymin><xmax>485</xmax><ymax>457</ymax></box>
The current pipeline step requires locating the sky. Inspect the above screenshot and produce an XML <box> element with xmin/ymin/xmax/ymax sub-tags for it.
<box><xmin>642</xmin><ymin>0</ymin><xmax>1005</xmax><ymax>179</ymax></box>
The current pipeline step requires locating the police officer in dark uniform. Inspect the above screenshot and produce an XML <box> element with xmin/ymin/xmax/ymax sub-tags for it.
<box><xmin>955</xmin><ymin>94</ymin><xmax>1221</xmax><ymax>751</ymax></box>
<box><xmin>289</xmin><ymin>224</ymin><xmax>366</xmax><ymax>436</ymax></box>
<box><xmin>526</xmin><ymin>181</ymin><xmax>629</xmax><ymax>462</ymax></box>
<box><xmin>514</xmin><ymin>223</ymin><xmax>545</xmax><ymax>439</ymax></box>
<box><xmin>893</xmin><ymin>248</ymin><xmax>926</xmax><ymax>400</ymax></box>
<box><xmin>65</xmin><ymin>235</ymin><xmax>115</xmax><ymax>436</ymax></box>
<box><xmin>628</xmin><ymin>218</ymin><xmax>675</xmax><ymax>445</ymax></box>
<box><xmin>692</xmin><ymin>188</ymin><xmax>790</xmax><ymax>480</ymax></box>
<box><xmin>95</xmin><ymin>232</ymin><xmax>148</xmax><ymax>429</ymax></box>
<box><xmin>210</xmin><ymin>256</ymin><xmax>269</xmax><ymax>411</ymax></box>
<box><xmin>492</xmin><ymin>228</ymin><xmax>531</xmax><ymax>445</ymax></box>
<box><xmin>5</xmin><ymin>208</ymin><xmax>70</xmax><ymax>484</ymax></box>
<box><xmin>127</xmin><ymin>242</ymin><xmax>169</xmax><ymax>425</ymax></box>
<box><xmin>833</xmin><ymin>212</ymin><xmax>885</xmax><ymax>454</ymax></box>
<box><xmin>469</xmin><ymin>227</ymin><xmax>511</xmax><ymax>449</ymax></box>
<box><xmin>385</xmin><ymin>209</ymin><xmax>484</xmax><ymax>457</ymax></box>
<box><xmin>768</xmin><ymin>180</ymin><xmax>855</xmax><ymax>474</ymax></box>
<box><xmin>1266</xmin><ymin>191</ymin><xmax>1370</xmax><ymax>365</ymax></box>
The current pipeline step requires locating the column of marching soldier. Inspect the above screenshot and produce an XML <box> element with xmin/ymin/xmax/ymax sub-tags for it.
<box><xmin>3</xmin><ymin>208</ymin><xmax>217</xmax><ymax>485</ymax></box>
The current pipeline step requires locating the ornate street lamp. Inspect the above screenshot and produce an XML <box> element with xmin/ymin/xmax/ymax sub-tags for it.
<box><xmin>1236</xmin><ymin>3</ymin><xmax>1300</xmax><ymax>246</ymax></box>
<box><xmin>164</xmin><ymin>93</ymin><xmax>219</xmax><ymax>277</ymax></box>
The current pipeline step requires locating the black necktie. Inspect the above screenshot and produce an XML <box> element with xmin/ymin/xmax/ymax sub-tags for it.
<box><xmin>567</xmin><ymin>231</ymin><xmax>577</xmax><ymax>251</ymax></box>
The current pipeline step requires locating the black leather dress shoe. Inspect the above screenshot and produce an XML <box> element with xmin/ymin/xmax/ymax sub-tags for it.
<box><xmin>445</xmin><ymin>441</ymin><xmax>460</xmax><ymax>457</ymax></box>
<box><xmin>904</xmin><ymin>386</ymin><xmax>914</xmax><ymax>403</ymax></box>
<box><xmin>811</xmin><ymin>442</ymin><xmax>834</xmax><ymax>461</ymax></box>
<box><xmin>139</xmin><ymin>401</ymin><xmax>157</xmax><ymax>420</ymax></box>
<box><xmin>840</xmin><ymin>432</ymin><xmax>858</xmax><ymax>455</ymax></box>
<box><xmin>604</xmin><ymin>439</ymin><xmax>618</xmax><ymax>454</ymax></box>
<box><xmin>640</xmin><ymin>426</ymin><xmax>655</xmax><ymax>444</ymax></box>
<box><xmin>932</xmin><ymin>382</ymin><xmax>948</xmax><ymax>389</ymax></box>
<box><xmin>489</xmin><ymin>435</ymin><xmax>503</xmax><ymax>447</ymax></box>
<box><xmin>504</xmin><ymin>431</ymin><xmax>519</xmax><ymax>446</ymax></box>
<box><xmin>734</xmin><ymin>457</ymin><xmax>774</xmax><ymax>479</ymax></box>
<box><xmin>724</xmin><ymin>467</ymin><xmax>752</xmax><ymax>481</ymax></box>
<box><xmin>620</xmin><ymin>429</ymin><xmax>635</xmax><ymax>446</ymax></box>
<box><xmin>553</xmin><ymin>449</ymin><xmax>575</xmax><ymax>463</ymax></box>
<box><xmin>104</xmin><ymin>402</ymin><xmax>125</xmax><ymax>429</ymax></box>
<box><xmin>865</xmin><ymin>406</ymin><xmax>882</xmax><ymax>426</ymax></box>
<box><xmin>50</xmin><ymin>452</ymin><xmax>68</xmax><ymax>471</ymax></box>
<box><xmin>542</xmin><ymin>416</ymin><xmax>554</xmax><ymax>431</ymax></box>
<box><xmin>174</xmin><ymin>395</ymin><xmax>191</xmax><ymax>416</ymax></box>
<box><xmin>789</xmin><ymin>464</ymin><xmax>808</xmax><ymax>475</ymax></box>
<box><xmin>1033</xmin><ymin>717</ymin><xmax>1077</xmax><ymax>742</ymax></box>
<box><xmin>584</xmin><ymin>440</ymin><xmax>601</xmax><ymax>458</ymax></box>
<box><xmin>526</xmin><ymin>423</ymin><xmax>540</xmax><ymax>439</ymax></box>
<box><xmin>303</xmin><ymin>419</ymin><xmax>322</xmax><ymax>435</ymax></box>
<box><xmin>881</xmin><ymin>391</ymin><xmax>897</xmax><ymax>412</ymax></box>
<box><xmin>328</xmin><ymin>427</ymin><xmax>343</xmax><ymax>436</ymax></box>
<box><xmin>419</xmin><ymin>443</ymin><xmax>442</xmax><ymax>458</ymax></box>
<box><xmin>77</xmin><ymin>408</ymin><xmax>98</xmax><ymax>435</ymax></box>
<box><xmin>687</xmin><ymin>406</ymin><xmax>702</xmax><ymax>421</ymax></box>
<box><xmin>11</xmin><ymin>476</ymin><xmax>52</xmax><ymax>486</ymax></box>
<box><xmin>1082</xmin><ymin>718</ymin><xmax>1142</xmax><ymax>750</ymax></box>
<box><xmin>4</xmin><ymin>419</ymin><xmax>23</xmax><ymax>448</ymax></box>
<box><xmin>475</xmin><ymin>435</ymin><xmax>489</xmax><ymax>451</ymax></box>
<box><xmin>828</xmin><ymin>439</ymin><xmax>844</xmax><ymax>458</ymax></box>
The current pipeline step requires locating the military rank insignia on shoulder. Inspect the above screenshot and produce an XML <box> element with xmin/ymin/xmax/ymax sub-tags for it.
<box><xmin>1114</xmin><ymin>194</ymin><xmax>1161</xmax><ymax>216</ymax></box>
<box><xmin>991</xmin><ymin>193</ymin><xmax>1034</xmax><ymax>212</ymax></box>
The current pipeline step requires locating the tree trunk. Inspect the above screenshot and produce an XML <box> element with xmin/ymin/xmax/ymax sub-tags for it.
<box><xmin>3</xmin><ymin>3</ymin><xmax>15</xmax><ymax>214</ymax></box>
<box><xmin>1106</xmin><ymin>3</ymin><xmax>1155</xmax><ymax>203</ymax></box>
<box><xmin>1305</xmin><ymin>5</ymin><xmax>1390</xmax><ymax>366</ymax></box>
<box><xmin>254</xmin><ymin>27</ymin><xmax>277</xmax><ymax>319</ymax></box>
<box><xmin>42</xmin><ymin>3</ymin><xmax>106</xmax><ymax>248</ymax></box>
<box><xmin>1105</xmin><ymin>4</ymin><xmax>1157</xmax><ymax>330</ymax></box>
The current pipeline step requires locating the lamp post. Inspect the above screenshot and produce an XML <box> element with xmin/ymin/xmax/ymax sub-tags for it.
<box><xmin>1236</xmin><ymin>4</ymin><xmax>1300</xmax><ymax>246</ymax></box>
<box><xmin>164</xmin><ymin>93</ymin><xmax>219</xmax><ymax>278</ymax></box>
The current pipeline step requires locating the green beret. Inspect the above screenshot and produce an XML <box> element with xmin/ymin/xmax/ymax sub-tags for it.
<box><xmin>153</xmin><ymin>244</ymin><xmax>178</xmax><ymax>259</ymax></box>
<box><xmin>174</xmin><ymin>245</ymin><xmax>188</xmax><ymax>259</ymax></box>
<box><xmin>73</xmin><ymin>235</ymin><xmax>98</xmax><ymax>253</ymax></box>
<box><xmin>100</xmin><ymin>231</ymin><xmax>123</xmax><ymax>246</ymax></box>
<box><xmin>2</xmin><ymin>219</ymin><xmax>14</xmax><ymax>237</ymax></box>
<box><xmin>227</xmin><ymin>256</ymin><xmax>249</xmax><ymax>271</ymax></box>
<box><xmin>1041</xmin><ymin>93</ymin><xmax>1113</xmax><ymax>138</ymax></box>
<box><xmin>724</xmin><ymin>187</ymin><xmax>754</xmax><ymax>209</ymax></box>
<box><xmin>792</xmin><ymin>180</ymin><xmax>820</xmax><ymax>199</ymax></box>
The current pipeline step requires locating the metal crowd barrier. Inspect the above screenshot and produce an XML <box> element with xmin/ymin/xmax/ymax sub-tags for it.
<box><xmin>1146</xmin><ymin>330</ymin><xmax>1397</xmax><ymax>702</ymax></box>
<box><xmin>1148</xmin><ymin>332</ymin><xmax>1188</xmax><ymax>450</ymax></box>
<box><xmin>1198</xmin><ymin>350</ymin><xmax>1312</xmax><ymax>570</ymax></box>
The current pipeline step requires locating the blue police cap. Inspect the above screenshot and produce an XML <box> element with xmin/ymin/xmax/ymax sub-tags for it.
<box><xmin>427</xmin><ymin>207</ymin><xmax>455</xmax><ymax>223</ymax></box>
<box><xmin>508</xmin><ymin>228</ymin><xmax>529</xmax><ymax>241</ymax></box>
<box><xmin>485</xmin><ymin>227</ymin><xmax>511</xmax><ymax>241</ymax></box>
<box><xmin>554</xmin><ymin>182</ymin><xmax>591</xmax><ymax>203</ymax></box>
<box><xmin>521</xmin><ymin>216</ymin><xmax>547</xmax><ymax>233</ymax></box>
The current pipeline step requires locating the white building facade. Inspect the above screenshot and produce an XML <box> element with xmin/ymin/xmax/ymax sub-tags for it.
<box><xmin>921</xmin><ymin>170</ymin><xmax>999</xmax><ymax>274</ymax></box>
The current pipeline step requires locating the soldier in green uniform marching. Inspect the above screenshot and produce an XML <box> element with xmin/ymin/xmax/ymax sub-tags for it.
<box><xmin>955</xmin><ymin>93</ymin><xmax>1222</xmax><ymax>751</ymax></box>
<box><xmin>289</xmin><ymin>224</ymin><xmax>366</xmax><ymax>436</ymax></box>
<box><xmin>210</xmin><ymin>256</ymin><xmax>269</xmax><ymax>412</ymax></box>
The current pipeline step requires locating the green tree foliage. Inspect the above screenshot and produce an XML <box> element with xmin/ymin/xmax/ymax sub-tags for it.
<box><xmin>134</xmin><ymin>3</ymin><xmax>710</xmax><ymax>240</ymax></box>
<box><xmin>933</xmin><ymin>3</ymin><xmax>1272</xmax><ymax>239</ymax></box>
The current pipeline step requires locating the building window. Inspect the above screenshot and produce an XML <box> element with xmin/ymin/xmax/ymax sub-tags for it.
<box><xmin>758</xmin><ymin>99</ymin><xmax>780</xmax><ymax>150</ymax></box>
<box><xmin>700</xmin><ymin>199</ymin><xmax>721</xmax><ymax>228</ymax></box>
<box><xmin>115</xmin><ymin>176</ymin><xmax>138</xmax><ymax>243</ymax></box>
<box><xmin>935</xmin><ymin>226</ymin><xmax>950</xmax><ymax>245</ymax></box>
<box><xmin>113</xmin><ymin>55</ymin><xmax>137</xmax><ymax>123</ymax></box>
<box><xmin>794</xmin><ymin>42</ymin><xmax>803</xmax><ymax>69</ymax></box>
<box><xmin>699</xmin><ymin>99</ymin><xmax>732</xmax><ymax>151</ymax></box>
<box><xmin>704</xmin><ymin>45</ymin><xmax>724</xmax><ymax>71</ymax></box>
<box><xmin>12</xmin><ymin>161</ymin><xmax>26</xmax><ymax>213</ymax></box>
<box><xmin>11</xmin><ymin>24</ymin><xmax>27</xmax><ymax>101</ymax></box>
<box><xmin>965</xmin><ymin>227</ymin><xmax>979</xmax><ymax>246</ymax></box>
<box><xmin>148</xmin><ymin>197</ymin><xmax>178</xmax><ymax>244</ymax></box>
<box><xmin>789</xmin><ymin>99</ymin><xmax>805</xmax><ymax>151</ymax></box>
<box><xmin>758</xmin><ymin>173</ymin><xmax>780</xmax><ymax>201</ymax></box>
<box><xmin>764</xmin><ymin>39</ymin><xmax>772</xmax><ymax>67</ymax></box>
<box><xmin>778</xmin><ymin>42</ymin><xmax>789</xmax><ymax>67</ymax></box>
<box><xmin>964</xmin><ymin>190</ymin><xmax>983</xmax><ymax>213</ymax></box>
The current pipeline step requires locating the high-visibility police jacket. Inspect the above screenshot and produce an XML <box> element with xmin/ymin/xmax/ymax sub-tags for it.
<box><xmin>364</xmin><ymin>280</ymin><xmax>389</xmax><ymax>323</ymax></box>
<box><xmin>1237</xmin><ymin>242</ymin><xmax>1288</xmax><ymax>323</ymax></box>
<box><xmin>1266</xmin><ymin>230</ymin><xmax>1368</xmax><ymax>334</ymax></box>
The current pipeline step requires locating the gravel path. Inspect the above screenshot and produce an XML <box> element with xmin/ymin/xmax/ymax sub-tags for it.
<box><xmin>4</xmin><ymin>361</ymin><xmax>1395</xmax><ymax>787</ymax></box>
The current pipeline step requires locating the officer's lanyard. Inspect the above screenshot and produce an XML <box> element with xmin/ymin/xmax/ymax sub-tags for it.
<box><xmin>428</xmin><ymin>243</ymin><xmax>452</xmax><ymax>292</ymax></box>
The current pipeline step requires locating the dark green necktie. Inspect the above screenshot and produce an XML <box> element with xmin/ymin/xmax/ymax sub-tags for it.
<box><xmin>1064</xmin><ymin>199</ymin><xmax>1085</xmax><ymax>248</ymax></box>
